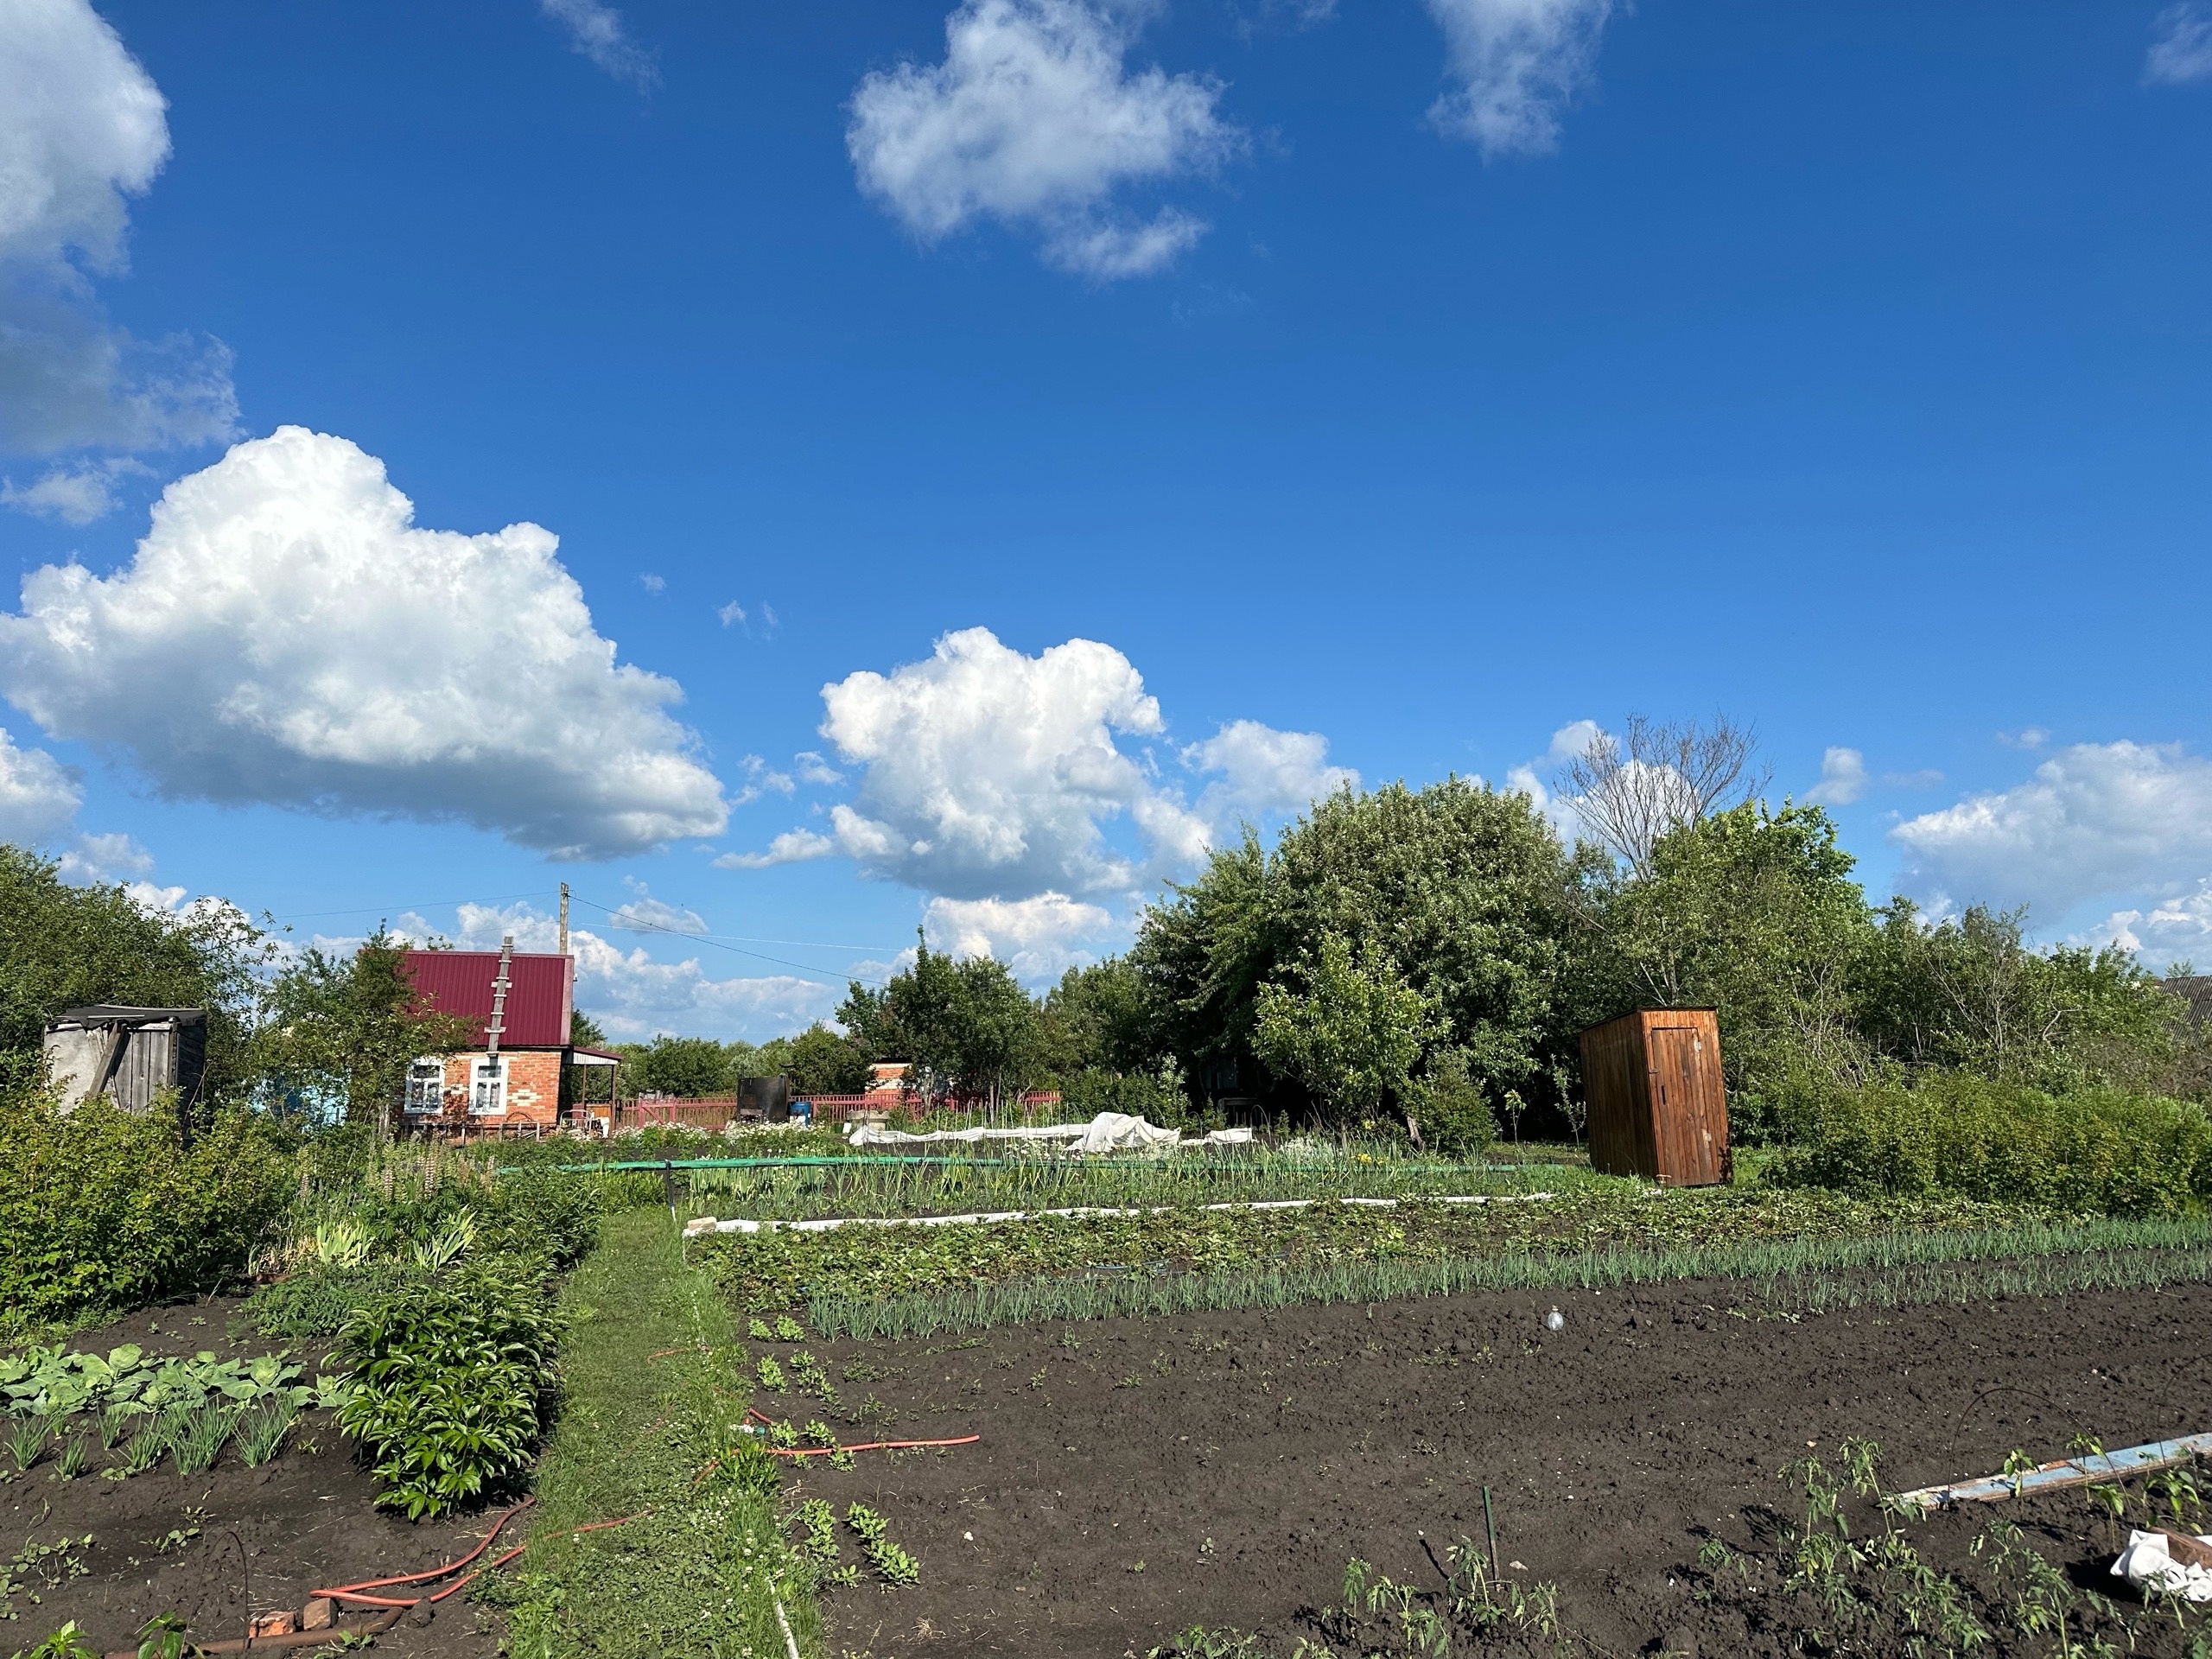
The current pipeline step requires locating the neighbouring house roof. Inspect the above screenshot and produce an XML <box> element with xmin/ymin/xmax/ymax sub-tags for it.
<box><xmin>2164</xmin><ymin>975</ymin><xmax>2212</xmax><ymax>1023</ymax></box>
<box><xmin>401</xmin><ymin>950</ymin><xmax>574</xmax><ymax>1048</ymax></box>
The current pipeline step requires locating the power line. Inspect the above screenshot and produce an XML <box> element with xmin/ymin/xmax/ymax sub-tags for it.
<box><xmin>564</xmin><ymin>893</ymin><xmax>887</xmax><ymax>988</ymax></box>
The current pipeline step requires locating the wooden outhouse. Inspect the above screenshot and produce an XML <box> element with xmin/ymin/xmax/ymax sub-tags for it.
<box><xmin>1577</xmin><ymin>1008</ymin><xmax>1729</xmax><ymax>1185</ymax></box>
<box><xmin>42</xmin><ymin>1007</ymin><xmax>208</xmax><ymax>1115</ymax></box>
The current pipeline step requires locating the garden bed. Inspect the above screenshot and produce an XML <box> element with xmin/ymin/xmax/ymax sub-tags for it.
<box><xmin>0</xmin><ymin>1297</ymin><xmax>502</xmax><ymax>1658</ymax></box>
<box><xmin>753</xmin><ymin>1273</ymin><xmax>2212</xmax><ymax>1656</ymax></box>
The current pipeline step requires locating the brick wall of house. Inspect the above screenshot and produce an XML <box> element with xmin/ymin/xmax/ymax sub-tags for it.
<box><xmin>438</xmin><ymin>1048</ymin><xmax>564</xmax><ymax>1127</ymax></box>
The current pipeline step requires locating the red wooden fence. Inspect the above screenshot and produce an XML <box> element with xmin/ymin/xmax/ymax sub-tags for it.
<box><xmin>605</xmin><ymin>1090</ymin><xmax>1065</xmax><ymax>1133</ymax></box>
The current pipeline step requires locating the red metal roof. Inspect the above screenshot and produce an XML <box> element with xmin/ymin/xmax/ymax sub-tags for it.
<box><xmin>401</xmin><ymin>950</ymin><xmax>573</xmax><ymax>1049</ymax></box>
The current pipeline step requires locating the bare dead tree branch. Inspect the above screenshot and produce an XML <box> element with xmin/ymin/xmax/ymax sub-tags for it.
<box><xmin>1555</xmin><ymin>713</ymin><xmax>1771</xmax><ymax>877</ymax></box>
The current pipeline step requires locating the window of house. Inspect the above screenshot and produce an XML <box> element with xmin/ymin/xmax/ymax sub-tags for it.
<box><xmin>404</xmin><ymin>1058</ymin><xmax>446</xmax><ymax>1116</ymax></box>
<box><xmin>469</xmin><ymin>1057</ymin><xmax>510</xmax><ymax>1116</ymax></box>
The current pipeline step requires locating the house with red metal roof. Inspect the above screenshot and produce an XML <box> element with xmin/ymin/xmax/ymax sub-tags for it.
<box><xmin>397</xmin><ymin>938</ymin><xmax>618</xmax><ymax>1131</ymax></box>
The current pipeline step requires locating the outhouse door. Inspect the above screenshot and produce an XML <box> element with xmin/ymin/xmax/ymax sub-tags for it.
<box><xmin>1646</xmin><ymin>1023</ymin><xmax>1725</xmax><ymax>1185</ymax></box>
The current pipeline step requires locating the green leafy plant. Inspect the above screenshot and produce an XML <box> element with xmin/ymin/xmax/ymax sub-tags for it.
<box><xmin>797</xmin><ymin>1498</ymin><xmax>838</xmax><ymax>1563</ymax></box>
<box><xmin>116</xmin><ymin>1419</ymin><xmax>167</xmax><ymax>1478</ymax></box>
<box><xmin>412</xmin><ymin>1210</ymin><xmax>479</xmax><ymax>1270</ymax></box>
<box><xmin>0</xmin><ymin>1092</ymin><xmax>295</xmax><ymax>1331</ymax></box>
<box><xmin>788</xmin><ymin>1352</ymin><xmax>839</xmax><ymax>1406</ymax></box>
<box><xmin>771</xmin><ymin>1314</ymin><xmax>804</xmax><ymax>1341</ymax></box>
<box><xmin>235</xmin><ymin>1398</ymin><xmax>298</xmax><ymax>1467</ymax></box>
<box><xmin>16</xmin><ymin>1619</ymin><xmax>99</xmax><ymax>1658</ymax></box>
<box><xmin>7</xmin><ymin>1416</ymin><xmax>50</xmax><ymax>1478</ymax></box>
<box><xmin>844</xmin><ymin>1503</ymin><xmax>920</xmax><ymax>1586</ymax></box>
<box><xmin>753</xmin><ymin>1356</ymin><xmax>785</xmax><ymax>1392</ymax></box>
<box><xmin>51</xmin><ymin>1436</ymin><xmax>86</xmax><ymax>1483</ymax></box>
<box><xmin>1</xmin><ymin>1535</ymin><xmax>92</xmax><ymax>1622</ymax></box>
<box><xmin>334</xmin><ymin>1269</ymin><xmax>557</xmax><ymax>1519</ymax></box>
<box><xmin>2151</xmin><ymin>1465</ymin><xmax>2202</xmax><ymax>1528</ymax></box>
<box><xmin>747</xmin><ymin>1318</ymin><xmax>774</xmax><ymax>1341</ymax></box>
<box><xmin>168</xmin><ymin>1402</ymin><xmax>234</xmax><ymax>1477</ymax></box>
<box><xmin>132</xmin><ymin>1613</ymin><xmax>189</xmax><ymax>1659</ymax></box>
<box><xmin>1770</xmin><ymin>1073</ymin><xmax>2212</xmax><ymax>1215</ymax></box>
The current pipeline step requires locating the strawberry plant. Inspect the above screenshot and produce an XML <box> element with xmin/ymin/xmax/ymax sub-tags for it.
<box><xmin>844</xmin><ymin>1503</ymin><xmax>919</xmax><ymax>1586</ymax></box>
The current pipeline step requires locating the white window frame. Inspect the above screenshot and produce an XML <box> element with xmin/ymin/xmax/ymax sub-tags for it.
<box><xmin>468</xmin><ymin>1057</ymin><xmax>511</xmax><ymax>1116</ymax></box>
<box><xmin>403</xmin><ymin>1057</ymin><xmax>447</xmax><ymax>1116</ymax></box>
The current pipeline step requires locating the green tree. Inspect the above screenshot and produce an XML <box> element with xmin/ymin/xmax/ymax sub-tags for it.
<box><xmin>1135</xmin><ymin>779</ymin><xmax>1589</xmax><ymax>1115</ymax></box>
<box><xmin>837</xmin><ymin>936</ymin><xmax>1044</xmax><ymax>1109</ymax></box>
<box><xmin>255</xmin><ymin>930</ymin><xmax>472</xmax><ymax>1128</ymax></box>
<box><xmin>1036</xmin><ymin>957</ymin><xmax>1161</xmax><ymax>1080</ymax></box>
<box><xmin>1855</xmin><ymin>903</ymin><xmax>2187</xmax><ymax>1092</ymax></box>
<box><xmin>770</xmin><ymin>1023</ymin><xmax>869</xmax><ymax>1095</ymax></box>
<box><xmin>0</xmin><ymin>843</ymin><xmax>271</xmax><ymax>1109</ymax></box>
<box><xmin>1586</xmin><ymin>803</ymin><xmax>1876</xmax><ymax>1114</ymax></box>
<box><xmin>1251</xmin><ymin>932</ymin><xmax>1440</xmax><ymax>1123</ymax></box>
<box><xmin>615</xmin><ymin>1035</ymin><xmax>737</xmax><ymax>1098</ymax></box>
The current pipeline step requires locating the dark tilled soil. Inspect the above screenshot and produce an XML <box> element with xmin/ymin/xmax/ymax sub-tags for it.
<box><xmin>3</xmin><ymin>1297</ymin><xmax>503</xmax><ymax>1658</ymax></box>
<box><xmin>786</xmin><ymin>1281</ymin><xmax>2212</xmax><ymax>1658</ymax></box>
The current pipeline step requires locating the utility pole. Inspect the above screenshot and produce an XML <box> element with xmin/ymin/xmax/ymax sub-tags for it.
<box><xmin>558</xmin><ymin>882</ymin><xmax>569</xmax><ymax>956</ymax></box>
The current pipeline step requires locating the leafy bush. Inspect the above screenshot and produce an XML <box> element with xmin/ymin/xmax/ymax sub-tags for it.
<box><xmin>1769</xmin><ymin>1074</ymin><xmax>2212</xmax><ymax>1215</ymax></box>
<box><xmin>335</xmin><ymin>1268</ymin><xmax>559</xmax><ymax>1518</ymax></box>
<box><xmin>1412</xmin><ymin>1050</ymin><xmax>1495</xmax><ymax>1157</ymax></box>
<box><xmin>0</xmin><ymin>1096</ymin><xmax>295</xmax><ymax>1329</ymax></box>
<box><xmin>1061</xmin><ymin>1062</ymin><xmax>1191</xmax><ymax>1126</ymax></box>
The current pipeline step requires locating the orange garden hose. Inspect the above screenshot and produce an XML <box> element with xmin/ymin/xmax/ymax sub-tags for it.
<box><xmin>311</xmin><ymin>1497</ymin><xmax>537</xmax><ymax>1605</ymax></box>
<box><xmin>310</xmin><ymin>1496</ymin><xmax>648</xmax><ymax>1610</ymax></box>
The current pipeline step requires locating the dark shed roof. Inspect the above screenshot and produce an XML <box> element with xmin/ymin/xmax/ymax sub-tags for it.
<box><xmin>401</xmin><ymin>950</ymin><xmax>573</xmax><ymax>1048</ymax></box>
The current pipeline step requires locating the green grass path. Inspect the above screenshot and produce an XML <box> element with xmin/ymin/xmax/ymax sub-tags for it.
<box><xmin>492</xmin><ymin>1205</ymin><xmax>818</xmax><ymax>1659</ymax></box>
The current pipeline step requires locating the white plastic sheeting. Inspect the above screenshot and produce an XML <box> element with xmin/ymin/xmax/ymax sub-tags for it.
<box><xmin>2112</xmin><ymin>1530</ymin><xmax>2212</xmax><ymax>1602</ymax></box>
<box><xmin>681</xmin><ymin>1190</ymin><xmax>1552</xmax><ymax>1238</ymax></box>
<box><xmin>842</xmin><ymin>1111</ymin><xmax>1253</xmax><ymax>1154</ymax></box>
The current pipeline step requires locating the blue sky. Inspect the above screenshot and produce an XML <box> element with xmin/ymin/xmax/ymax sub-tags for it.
<box><xmin>3</xmin><ymin>0</ymin><xmax>2211</xmax><ymax>1039</ymax></box>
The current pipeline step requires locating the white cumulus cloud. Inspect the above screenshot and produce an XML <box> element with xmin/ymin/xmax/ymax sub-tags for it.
<box><xmin>0</xmin><ymin>426</ymin><xmax>728</xmax><ymax>859</ymax></box>
<box><xmin>1</xmin><ymin>455</ymin><xmax>142</xmax><ymax>523</ymax></box>
<box><xmin>606</xmin><ymin>879</ymin><xmax>707</xmax><ymax>936</ymax></box>
<box><xmin>848</xmin><ymin>0</ymin><xmax>1242</xmax><ymax>279</ymax></box>
<box><xmin>0</xmin><ymin>0</ymin><xmax>237</xmax><ymax>457</ymax></box>
<box><xmin>925</xmin><ymin>890</ymin><xmax>1117</xmax><ymax>983</ymax></box>
<box><xmin>53</xmin><ymin>827</ymin><xmax>152</xmax><ymax>881</ymax></box>
<box><xmin>819</xmin><ymin>626</ymin><xmax>1204</xmax><ymax>898</ymax></box>
<box><xmin>714</xmin><ymin>828</ymin><xmax>837</xmax><ymax>871</ymax></box>
<box><xmin>0</xmin><ymin>721</ymin><xmax>82</xmax><ymax>843</ymax></box>
<box><xmin>1185</xmin><ymin>717</ymin><xmax>1357</xmax><ymax>830</ymax></box>
<box><xmin>539</xmin><ymin>0</ymin><xmax>657</xmax><ymax>88</ymax></box>
<box><xmin>794</xmin><ymin>627</ymin><xmax>1354</xmax><ymax>906</ymax></box>
<box><xmin>2147</xmin><ymin>3</ymin><xmax>2212</xmax><ymax>84</ymax></box>
<box><xmin>1425</xmin><ymin>0</ymin><xmax>1615</xmax><ymax>156</ymax></box>
<box><xmin>1891</xmin><ymin>740</ymin><xmax>2212</xmax><ymax>918</ymax></box>
<box><xmin>1504</xmin><ymin>717</ymin><xmax>1600</xmax><ymax>834</ymax></box>
<box><xmin>2074</xmin><ymin>884</ymin><xmax>2212</xmax><ymax>967</ymax></box>
<box><xmin>1804</xmin><ymin>746</ymin><xmax>1868</xmax><ymax>807</ymax></box>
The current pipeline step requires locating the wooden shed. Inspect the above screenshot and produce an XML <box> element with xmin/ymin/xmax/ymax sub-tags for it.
<box><xmin>42</xmin><ymin>1007</ymin><xmax>209</xmax><ymax>1116</ymax></box>
<box><xmin>1578</xmin><ymin>1008</ymin><xmax>1729</xmax><ymax>1185</ymax></box>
